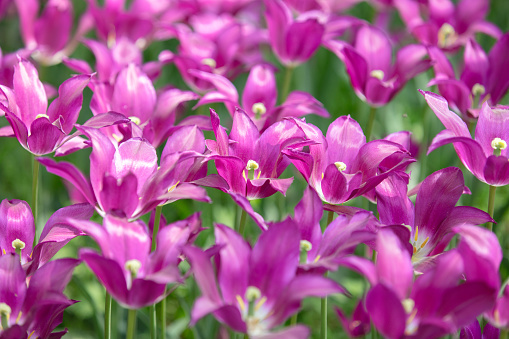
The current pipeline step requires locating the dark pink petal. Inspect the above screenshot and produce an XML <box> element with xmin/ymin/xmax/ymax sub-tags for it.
<box><xmin>427</xmin><ymin>130</ymin><xmax>486</xmax><ymax>180</ymax></box>
<box><xmin>157</xmin><ymin>183</ymin><xmax>211</xmax><ymax>206</ymax></box>
<box><xmin>336</xmin><ymin>256</ymin><xmax>377</xmax><ymax>285</ymax></box>
<box><xmin>13</xmin><ymin>58</ymin><xmax>47</xmax><ymax>125</ymax></box>
<box><xmin>429</xmin><ymin>78</ymin><xmax>472</xmax><ymax>115</ymax></box>
<box><xmin>486</xmin><ymin>33</ymin><xmax>509</xmax><ymax>104</ymax></box>
<box><xmin>214</xmin><ymin>305</ymin><xmax>247</xmax><ymax>333</ymax></box>
<box><xmin>376</xmin><ymin>173</ymin><xmax>414</xmax><ymax>226</ymax></box>
<box><xmin>242</xmin><ymin>64</ymin><xmax>277</xmax><ymax>116</ymax></box>
<box><xmin>230</xmin><ymin>109</ymin><xmax>260</xmax><ymax>163</ymax></box>
<box><xmin>34</xmin><ymin>0</ymin><xmax>72</xmax><ymax>54</ymax></box>
<box><xmin>27</xmin><ymin>117</ymin><xmax>64</xmax><ymax>155</ymax></box>
<box><xmin>276</xmin><ymin>91</ymin><xmax>329</xmax><ymax>119</ymax></box>
<box><xmin>0</xmin><ymin>253</ymin><xmax>26</xmax><ymax>318</ymax></box>
<box><xmin>13</xmin><ymin>0</ymin><xmax>38</xmax><ymax>49</ymax></box>
<box><xmin>215</xmin><ymin>224</ymin><xmax>250</xmax><ymax>304</ymax></box>
<box><xmin>420</xmin><ymin>90</ymin><xmax>471</xmax><ymax>137</ymax></box>
<box><xmin>415</xmin><ymin>167</ymin><xmax>464</xmax><ymax>236</ymax></box>
<box><xmin>99</xmin><ymin>173</ymin><xmax>139</xmax><ymax>218</ymax></box>
<box><xmin>111</xmin><ymin>64</ymin><xmax>156</xmax><ymax>124</ymax></box>
<box><xmin>54</xmin><ymin>136</ymin><xmax>88</xmax><ymax>157</ymax></box>
<box><xmin>265</xmin><ymin>0</ymin><xmax>291</xmax><ymax>62</ymax></box>
<box><xmin>321</xmin><ymin>163</ymin><xmax>348</xmax><ymax>204</ymax></box>
<box><xmin>46</xmin><ymin>74</ymin><xmax>91</xmax><ymax>134</ymax></box>
<box><xmin>294</xmin><ymin>186</ymin><xmax>322</xmax><ymax>251</ymax></box>
<box><xmin>162</xmin><ymin>125</ymin><xmax>205</xmax><ymax>156</ymax></box>
<box><xmin>284</xmin><ymin>18</ymin><xmax>324</xmax><ymax>65</ymax></box>
<box><xmin>335</xmin><ymin>301</ymin><xmax>370</xmax><ymax>338</ymax></box>
<box><xmin>183</xmin><ymin>246</ymin><xmax>222</xmax><ymax>304</ymax></box>
<box><xmin>249</xmin><ymin>222</ymin><xmax>299</xmax><ymax>302</ymax></box>
<box><xmin>79</xmin><ymin>249</ymin><xmax>129</xmax><ymax>304</ymax></box>
<box><xmin>4</xmin><ymin>108</ymin><xmax>29</xmax><ymax>150</ymax></box>
<box><xmin>460</xmin><ymin>319</ymin><xmax>481</xmax><ymax>339</ymax></box>
<box><xmin>62</xmin><ymin>57</ymin><xmax>93</xmax><ymax>74</ymax></box>
<box><xmin>127</xmin><ymin>279</ymin><xmax>166</xmax><ymax>309</ymax></box>
<box><xmin>483</xmin><ymin>155</ymin><xmax>509</xmax><ymax>186</ymax></box>
<box><xmin>376</xmin><ymin>228</ymin><xmax>413</xmax><ymax>300</ymax></box>
<box><xmin>112</xmin><ymin>138</ymin><xmax>158</xmax><ymax>194</ymax></box>
<box><xmin>326</xmin><ymin>115</ymin><xmax>365</xmax><ymax>167</ymax></box>
<box><xmin>394</xmin><ymin>44</ymin><xmax>432</xmax><ymax>82</ymax></box>
<box><xmin>456</xmin><ymin>0</ymin><xmax>488</xmax><ymax>34</ymax></box>
<box><xmin>103</xmin><ymin>215</ymin><xmax>150</xmax><ymax>268</ymax></box>
<box><xmin>355</xmin><ymin>25</ymin><xmax>392</xmax><ymax>74</ymax></box>
<box><xmin>81</xmin><ymin>111</ymin><xmax>130</xmax><ymax>128</ymax></box>
<box><xmin>476</xmin><ymin>103</ymin><xmax>509</xmax><ymax>157</ymax></box>
<box><xmin>461</xmin><ymin>39</ymin><xmax>488</xmax><ymax>91</ymax></box>
<box><xmin>210</xmin><ymin>108</ymin><xmax>230</xmax><ymax>156</ymax></box>
<box><xmin>37</xmin><ymin>157</ymin><xmax>96</xmax><ymax>205</ymax></box>
<box><xmin>0</xmin><ymin>199</ymin><xmax>34</xmax><ymax>261</ymax></box>
<box><xmin>366</xmin><ymin>284</ymin><xmax>406</xmax><ymax>339</ymax></box>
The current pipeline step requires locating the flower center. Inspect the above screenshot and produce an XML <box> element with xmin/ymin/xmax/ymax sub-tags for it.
<box><xmin>201</xmin><ymin>58</ymin><xmax>216</xmax><ymax>68</ymax></box>
<box><xmin>243</xmin><ymin>160</ymin><xmax>261</xmax><ymax>181</ymax></box>
<box><xmin>491</xmin><ymin>137</ymin><xmax>507</xmax><ymax>156</ymax></box>
<box><xmin>370</xmin><ymin>70</ymin><xmax>384</xmax><ymax>80</ymax></box>
<box><xmin>125</xmin><ymin>259</ymin><xmax>141</xmax><ymax>279</ymax></box>
<box><xmin>11</xmin><ymin>239</ymin><xmax>25</xmax><ymax>258</ymax></box>
<box><xmin>35</xmin><ymin>113</ymin><xmax>50</xmax><ymax>120</ymax></box>
<box><xmin>252</xmin><ymin>103</ymin><xmax>267</xmax><ymax>119</ymax></box>
<box><xmin>334</xmin><ymin>161</ymin><xmax>347</xmax><ymax>172</ymax></box>
<box><xmin>299</xmin><ymin>240</ymin><xmax>312</xmax><ymax>264</ymax></box>
<box><xmin>438</xmin><ymin>23</ymin><xmax>457</xmax><ymax>48</ymax></box>
<box><xmin>128</xmin><ymin>116</ymin><xmax>141</xmax><ymax>125</ymax></box>
<box><xmin>411</xmin><ymin>226</ymin><xmax>430</xmax><ymax>260</ymax></box>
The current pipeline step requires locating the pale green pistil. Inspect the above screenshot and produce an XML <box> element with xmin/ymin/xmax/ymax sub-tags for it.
<box><xmin>252</xmin><ymin>103</ymin><xmax>267</xmax><ymax>120</ymax></box>
<box><xmin>0</xmin><ymin>302</ymin><xmax>11</xmax><ymax>330</ymax></box>
<box><xmin>299</xmin><ymin>240</ymin><xmax>312</xmax><ymax>264</ymax></box>
<box><xmin>491</xmin><ymin>137</ymin><xmax>507</xmax><ymax>156</ymax></box>
<box><xmin>11</xmin><ymin>239</ymin><xmax>25</xmax><ymax>258</ymax></box>
<box><xmin>125</xmin><ymin>259</ymin><xmax>142</xmax><ymax>280</ymax></box>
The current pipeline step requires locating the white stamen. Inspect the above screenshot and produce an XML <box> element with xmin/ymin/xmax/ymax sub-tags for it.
<box><xmin>370</xmin><ymin>70</ymin><xmax>384</xmax><ymax>80</ymax></box>
<box><xmin>11</xmin><ymin>239</ymin><xmax>25</xmax><ymax>251</ymax></box>
<box><xmin>334</xmin><ymin>161</ymin><xmax>347</xmax><ymax>172</ymax></box>
<box><xmin>125</xmin><ymin>259</ymin><xmax>142</xmax><ymax>277</ymax></box>
<box><xmin>201</xmin><ymin>58</ymin><xmax>216</xmax><ymax>68</ymax></box>
<box><xmin>300</xmin><ymin>240</ymin><xmax>312</xmax><ymax>252</ymax></box>
<box><xmin>246</xmin><ymin>160</ymin><xmax>259</xmax><ymax>171</ymax></box>
<box><xmin>245</xmin><ymin>286</ymin><xmax>261</xmax><ymax>302</ymax></box>
<box><xmin>491</xmin><ymin>137</ymin><xmax>507</xmax><ymax>150</ymax></box>
<box><xmin>252</xmin><ymin>103</ymin><xmax>267</xmax><ymax>117</ymax></box>
<box><xmin>472</xmin><ymin>83</ymin><xmax>486</xmax><ymax>96</ymax></box>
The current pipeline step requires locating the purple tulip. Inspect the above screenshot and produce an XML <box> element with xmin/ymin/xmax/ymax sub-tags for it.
<box><xmin>284</xmin><ymin>115</ymin><xmax>414</xmax><ymax>204</ymax></box>
<box><xmin>207</xmin><ymin>108</ymin><xmax>309</xmax><ymax>202</ymax></box>
<box><xmin>0</xmin><ymin>199</ymin><xmax>93</xmax><ymax>274</ymax></box>
<box><xmin>376</xmin><ymin>167</ymin><xmax>492</xmax><ymax>269</ymax></box>
<box><xmin>264</xmin><ymin>0</ymin><xmax>325</xmax><ymax>66</ymax></box>
<box><xmin>70</xmin><ymin>215</ymin><xmax>184</xmax><ymax>309</ymax></box>
<box><xmin>325</xmin><ymin>24</ymin><xmax>431</xmax><ymax>106</ymax></box>
<box><xmin>394</xmin><ymin>0</ymin><xmax>501</xmax><ymax>49</ymax></box>
<box><xmin>191</xmin><ymin>65</ymin><xmax>328</xmax><ymax>130</ymax></box>
<box><xmin>39</xmin><ymin>125</ymin><xmax>210</xmax><ymax>219</ymax></box>
<box><xmin>428</xmin><ymin>34</ymin><xmax>509</xmax><ymax>119</ymax></box>
<box><xmin>422</xmin><ymin>90</ymin><xmax>509</xmax><ymax>187</ymax></box>
<box><xmin>185</xmin><ymin>222</ymin><xmax>343</xmax><ymax>337</ymax></box>
<box><xmin>0</xmin><ymin>254</ymin><xmax>79</xmax><ymax>338</ymax></box>
<box><xmin>0</xmin><ymin>58</ymin><xmax>92</xmax><ymax>155</ymax></box>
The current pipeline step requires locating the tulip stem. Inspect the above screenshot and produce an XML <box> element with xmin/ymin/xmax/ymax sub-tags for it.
<box><xmin>159</xmin><ymin>298</ymin><xmax>166</xmax><ymax>338</ymax></box>
<box><xmin>152</xmin><ymin>205</ymin><xmax>163</xmax><ymax>251</ymax></box>
<box><xmin>32</xmin><ymin>156</ymin><xmax>40</xmax><ymax>247</ymax></box>
<box><xmin>281</xmin><ymin>66</ymin><xmax>294</xmax><ymax>103</ymax></box>
<box><xmin>487</xmin><ymin>185</ymin><xmax>496</xmax><ymax>231</ymax></box>
<box><xmin>321</xmin><ymin>272</ymin><xmax>328</xmax><ymax>339</ymax></box>
<box><xmin>105</xmin><ymin>293</ymin><xmax>112</xmax><ymax>339</ymax></box>
<box><xmin>366</xmin><ymin>106</ymin><xmax>377</xmax><ymax>142</ymax></box>
<box><xmin>290</xmin><ymin>312</ymin><xmax>298</xmax><ymax>325</ymax></box>
<box><xmin>238</xmin><ymin>209</ymin><xmax>248</xmax><ymax>237</ymax></box>
<box><xmin>501</xmin><ymin>329</ymin><xmax>508</xmax><ymax>339</ymax></box>
<box><xmin>126</xmin><ymin>309</ymin><xmax>137</xmax><ymax>339</ymax></box>
<box><xmin>150</xmin><ymin>305</ymin><xmax>156</xmax><ymax>339</ymax></box>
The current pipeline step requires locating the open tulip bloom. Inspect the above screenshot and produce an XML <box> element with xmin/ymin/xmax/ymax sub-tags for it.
<box><xmin>422</xmin><ymin>90</ymin><xmax>509</xmax><ymax>186</ymax></box>
<box><xmin>185</xmin><ymin>222</ymin><xmax>344</xmax><ymax>338</ymax></box>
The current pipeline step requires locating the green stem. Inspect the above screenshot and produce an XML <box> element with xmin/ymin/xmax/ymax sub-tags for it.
<box><xmin>152</xmin><ymin>205</ymin><xmax>163</xmax><ymax>251</ymax></box>
<box><xmin>126</xmin><ymin>309</ymin><xmax>137</xmax><ymax>339</ymax></box>
<box><xmin>501</xmin><ymin>329</ymin><xmax>508</xmax><ymax>339</ymax></box>
<box><xmin>487</xmin><ymin>185</ymin><xmax>496</xmax><ymax>232</ymax></box>
<box><xmin>150</xmin><ymin>305</ymin><xmax>156</xmax><ymax>339</ymax></box>
<box><xmin>159</xmin><ymin>297</ymin><xmax>166</xmax><ymax>339</ymax></box>
<box><xmin>238</xmin><ymin>209</ymin><xmax>248</xmax><ymax>237</ymax></box>
<box><xmin>290</xmin><ymin>312</ymin><xmax>298</xmax><ymax>326</ymax></box>
<box><xmin>366</xmin><ymin>106</ymin><xmax>377</xmax><ymax>142</ymax></box>
<box><xmin>105</xmin><ymin>293</ymin><xmax>112</xmax><ymax>339</ymax></box>
<box><xmin>281</xmin><ymin>66</ymin><xmax>294</xmax><ymax>103</ymax></box>
<box><xmin>321</xmin><ymin>272</ymin><xmax>328</xmax><ymax>339</ymax></box>
<box><xmin>326</xmin><ymin>210</ymin><xmax>334</xmax><ymax>226</ymax></box>
<box><xmin>32</xmin><ymin>156</ymin><xmax>40</xmax><ymax>247</ymax></box>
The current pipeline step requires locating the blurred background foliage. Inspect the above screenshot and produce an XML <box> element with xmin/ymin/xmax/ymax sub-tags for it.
<box><xmin>1</xmin><ymin>0</ymin><xmax>509</xmax><ymax>338</ymax></box>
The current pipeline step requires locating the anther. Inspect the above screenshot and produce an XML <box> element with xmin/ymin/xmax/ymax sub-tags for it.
<box><xmin>370</xmin><ymin>70</ymin><xmax>384</xmax><ymax>80</ymax></box>
<box><xmin>125</xmin><ymin>259</ymin><xmax>142</xmax><ymax>279</ymax></box>
<box><xmin>12</xmin><ymin>239</ymin><xmax>25</xmax><ymax>258</ymax></box>
<box><xmin>246</xmin><ymin>160</ymin><xmax>260</xmax><ymax>180</ymax></box>
<box><xmin>201</xmin><ymin>58</ymin><xmax>216</xmax><ymax>68</ymax></box>
<box><xmin>334</xmin><ymin>161</ymin><xmax>347</xmax><ymax>172</ymax></box>
<box><xmin>492</xmin><ymin>137</ymin><xmax>507</xmax><ymax>156</ymax></box>
<box><xmin>35</xmin><ymin>113</ymin><xmax>50</xmax><ymax>120</ymax></box>
<box><xmin>129</xmin><ymin>116</ymin><xmax>141</xmax><ymax>125</ymax></box>
<box><xmin>438</xmin><ymin>23</ymin><xmax>457</xmax><ymax>48</ymax></box>
<box><xmin>252</xmin><ymin>103</ymin><xmax>267</xmax><ymax>119</ymax></box>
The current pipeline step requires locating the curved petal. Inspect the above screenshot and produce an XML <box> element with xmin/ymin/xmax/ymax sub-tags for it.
<box><xmin>366</xmin><ymin>284</ymin><xmax>406</xmax><ymax>339</ymax></box>
<box><xmin>325</xmin><ymin>115</ymin><xmax>365</xmax><ymax>167</ymax></box>
<box><xmin>483</xmin><ymin>155</ymin><xmax>509</xmax><ymax>186</ymax></box>
<box><xmin>27</xmin><ymin>117</ymin><xmax>64</xmax><ymax>155</ymax></box>
<box><xmin>13</xmin><ymin>57</ymin><xmax>47</xmax><ymax>125</ymax></box>
<box><xmin>0</xmin><ymin>199</ymin><xmax>34</xmax><ymax>261</ymax></box>
<box><xmin>475</xmin><ymin>103</ymin><xmax>509</xmax><ymax>158</ymax></box>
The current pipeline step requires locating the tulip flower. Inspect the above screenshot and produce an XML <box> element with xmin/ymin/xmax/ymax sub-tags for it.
<box><xmin>39</xmin><ymin>125</ymin><xmax>211</xmax><ymax>219</ymax></box>
<box><xmin>394</xmin><ymin>0</ymin><xmax>501</xmax><ymax>49</ymax></box>
<box><xmin>0</xmin><ymin>199</ymin><xmax>93</xmax><ymax>275</ymax></box>
<box><xmin>185</xmin><ymin>222</ymin><xmax>344</xmax><ymax>338</ymax></box>
<box><xmin>427</xmin><ymin>34</ymin><xmax>509</xmax><ymax>119</ymax></box>
<box><xmin>325</xmin><ymin>24</ymin><xmax>431</xmax><ymax>107</ymax></box>
<box><xmin>207</xmin><ymin>107</ymin><xmax>309</xmax><ymax>202</ymax></box>
<box><xmin>0</xmin><ymin>254</ymin><xmax>80</xmax><ymax>338</ymax></box>
<box><xmin>376</xmin><ymin>167</ymin><xmax>492</xmax><ymax>269</ymax></box>
<box><xmin>421</xmin><ymin>90</ymin><xmax>509</xmax><ymax>187</ymax></box>
<box><xmin>264</xmin><ymin>0</ymin><xmax>325</xmax><ymax>66</ymax></box>
<box><xmin>70</xmin><ymin>214</ymin><xmax>186</xmax><ymax>309</ymax></box>
<box><xmin>190</xmin><ymin>65</ymin><xmax>328</xmax><ymax>131</ymax></box>
<box><xmin>284</xmin><ymin>115</ymin><xmax>415</xmax><ymax>205</ymax></box>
